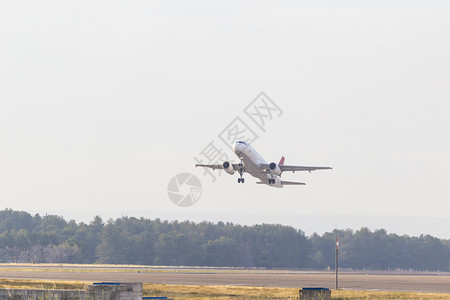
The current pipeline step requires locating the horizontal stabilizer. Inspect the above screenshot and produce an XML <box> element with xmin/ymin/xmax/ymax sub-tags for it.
<box><xmin>281</xmin><ymin>181</ymin><xmax>306</xmax><ymax>185</ymax></box>
<box><xmin>256</xmin><ymin>181</ymin><xmax>306</xmax><ymax>185</ymax></box>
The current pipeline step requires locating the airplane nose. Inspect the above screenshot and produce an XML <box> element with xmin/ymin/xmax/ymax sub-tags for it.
<box><xmin>233</xmin><ymin>142</ymin><xmax>241</xmax><ymax>155</ymax></box>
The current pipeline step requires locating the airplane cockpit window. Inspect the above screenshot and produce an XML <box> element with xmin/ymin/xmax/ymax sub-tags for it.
<box><xmin>236</xmin><ymin>141</ymin><xmax>247</xmax><ymax>145</ymax></box>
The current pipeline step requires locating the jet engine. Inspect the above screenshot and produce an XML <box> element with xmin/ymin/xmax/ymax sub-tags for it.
<box><xmin>222</xmin><ymin>161</ymin><xmax>235</xmax><ymax>175</ymax></box>
<box><xmin>266</xmin><ymin>175</ymin><xmax>283</xmax><ymax>188</ymax></box>
<box><xmin>273</xmin><ymin>176</ymin><xmax>283</xmax><ymax>188</ymax></box>
<box><xmin>269</xmin><ymin>162</ymin><xmax>282</xmax><ymax>175</ymax></box>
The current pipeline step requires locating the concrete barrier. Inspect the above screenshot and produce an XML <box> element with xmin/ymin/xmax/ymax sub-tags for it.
<box><xmin>87</xmin><ymin>282</ymin><xmax>142</xmax><ymax>299</ymax></box>
<box><xmin>0</xmin><ymin>282</ymin><xmax>143</xmax><ymax>300</ymax></box>
<box><xmin>299</xmin><ymin>287</ymin><xmax>331</xmax><ymax>300</ymax></box>
<box><xmin>0</xmin><ymin>288</ymin><xmax>86</xmax><ymax>299</ymax></box>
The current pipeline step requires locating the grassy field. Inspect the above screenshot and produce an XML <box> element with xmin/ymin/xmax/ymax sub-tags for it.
<box><xmin>0</xmin><ymin>279</ymin><xmax>449</xmax><ymax>299</ymax></box>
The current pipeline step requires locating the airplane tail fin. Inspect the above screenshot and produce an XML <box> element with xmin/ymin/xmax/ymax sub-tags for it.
<box><xmin>279</xmin><ymin>156</ymin><xmax>285</xmax><ymax>165</ymax></box>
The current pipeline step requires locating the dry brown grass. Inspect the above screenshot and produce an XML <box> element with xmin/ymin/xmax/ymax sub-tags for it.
<box><xmin>332</xmin><ymin>289</ymin><xmax>450</xmax><ymax>300</ymax></box>
<box><xmin>1</xmin><ymin>279</ymin><xmax>449</xmax><ymax>299</ymax></box>
<box><xmin>0</xmin><ymin>279</ymin><xmax>88</xmax><ymax>290</ymax></box>
<box><xmin>144</xmin><ymin>283</ymin><xmax>299</xmax><ymax>299</ymax></box>
<box><xmin>143</xmin><ymin>283</ymin><xmax>450</xmax><ymax>299</ymax></box>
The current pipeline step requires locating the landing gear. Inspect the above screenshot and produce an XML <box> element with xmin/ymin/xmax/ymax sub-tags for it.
<box><xmin>268</xmin><ymin>178</ymin><xmax>275</xmax><ymax>184</ymax></box>
<box><xmin>237</xmin><ymin>157</ymin><xmax>244</xmax><ymax>183</ymax></box>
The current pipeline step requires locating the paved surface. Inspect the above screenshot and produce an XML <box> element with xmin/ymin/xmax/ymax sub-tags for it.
<box><xmin>1</xmin><ymin>268</ymin><xmax>449</xmax><ymax>294</ymax></box>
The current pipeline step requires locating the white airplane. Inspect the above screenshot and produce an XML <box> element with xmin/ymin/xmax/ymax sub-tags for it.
<box><xmin>196</xmin><ymin>140</ymin><xmax>332</xmax><ymax>188</ymax></box>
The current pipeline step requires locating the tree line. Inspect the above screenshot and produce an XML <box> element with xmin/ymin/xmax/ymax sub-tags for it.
<box><xmin>0</xmin><ymin>209</ymin><xmax>448</xmax><ymax>271</ymax></box>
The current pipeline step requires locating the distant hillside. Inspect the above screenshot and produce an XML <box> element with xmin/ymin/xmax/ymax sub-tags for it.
<box><xmin>0</xmin><ymin>208</ymin><xmax>448</xmax><ymax>271</ymax></box>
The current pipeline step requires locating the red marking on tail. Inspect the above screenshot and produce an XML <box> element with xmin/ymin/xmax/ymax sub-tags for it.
<box><xmin>279</xmin><ymin>156</ymin><xmax>285</xmax><ymax>165</ymax></box>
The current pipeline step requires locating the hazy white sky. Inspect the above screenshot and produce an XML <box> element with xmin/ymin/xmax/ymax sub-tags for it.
<box><xmin>1</xmin><ymin>1</ymin><xmax>449</xmax><ymax>238</ymax></box>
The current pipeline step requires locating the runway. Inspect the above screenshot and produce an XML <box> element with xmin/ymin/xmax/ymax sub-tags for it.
<box><xmin>0</xmin><ymin>266</ymin><xmax>449</xmax><ymax>294</ymax></box>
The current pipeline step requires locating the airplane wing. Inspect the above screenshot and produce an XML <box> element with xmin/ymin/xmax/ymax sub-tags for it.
<box><xmin>195</xmin><ymin>164</ymin><xmax>241</xmax><ymax>171</ymax></box>
<box><xmin>195</xmin><ymin>164</ymin><xmax>222</xmax><ymax>170</ymax></box>
<box><xmin>260</xmin><ymin>163</ymin><xmax>332</xmax><ymax>173</ymax></box>
<box><xmin>280</xmin><ymin>165</ymin><xmax>333</xmax><ymax>173</ymax></box>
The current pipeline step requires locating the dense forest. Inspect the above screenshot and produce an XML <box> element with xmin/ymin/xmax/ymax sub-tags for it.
<box><xmin>0</xmin><ymin>209</ymin><xmax>448</xmax><ymax>271</ymax></box>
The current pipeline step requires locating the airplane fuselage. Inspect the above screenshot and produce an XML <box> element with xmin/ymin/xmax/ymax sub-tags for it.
<box><xmin>234</xmin><ymin>141</ymin><xmax>283</xmax><ymax>187</ymax></box>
